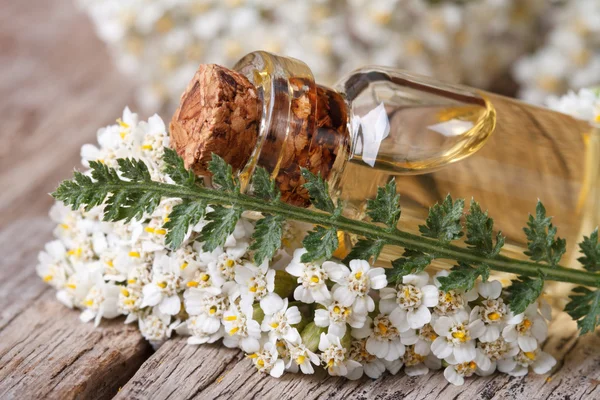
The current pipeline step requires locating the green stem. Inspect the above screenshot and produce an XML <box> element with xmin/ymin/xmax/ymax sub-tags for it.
<box><xmin>100</xmin><ymin>181</ymin><xmax>600</xmax><ymax>288</ymax></box>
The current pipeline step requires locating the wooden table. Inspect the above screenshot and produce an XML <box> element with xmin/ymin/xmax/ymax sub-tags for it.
<box><xmin>1</xmin><ymin>1</ymin><xmax>599</xmax><ymax>399</ymax></box>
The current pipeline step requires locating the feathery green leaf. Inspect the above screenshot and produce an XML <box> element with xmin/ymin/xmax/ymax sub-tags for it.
<box><xmin>343</xmin><ymin>238</ymin><xmax>385</xmax><ymax>264</ymax></box>
<box><xmin>250</xmin><ymin>214</ymin><xmax>285</xmax><ymax>265</ymax></box>
<box><xmin>387</xmin><ymin>249</ymin><xmax>434</xmax><ymax>284</ymax></box>
<box><xmin>300</xmin><ymin>169</ymin><xmax>335</xmax><ymax>213</ymax></box>
<box><xmin>465</xmin><ymin>200</ymin><xmax>504</xmax><ymax>257</ymax></box>
<box><xmin>199</xmin><ymin>205</ymin><xmax>242</xmax><ymax>251</ymax></box>
<box><xmin>163</xmin><ymin>201</ymin><xmax>206</xmax><ymax>249</ymax></box>
<box><xmin>506</xmin><ymin>273</ymin><xmax>545</xmax><ymax>315</ymax></box>
<box><xmin>208</xmin><ymin>153</ymin><xmax>239</xmax><ymax>193</ymax></box>
<box><xmin>419</xmin><ymin>195</ymin><xmax>464</xmax><ymax>242</ymax></box>
<box><xmin>437</xmin><ymin>262</ymin><xmax>489</xmax><ymax>292</ymax></box>
<box><xmin>366</xmin><ymin>179</ymin><xmax>401</xmax><ymax>229</ymax></box>
<box><xmin>578</xmin><ymin>228</ymin><xmax>600</xmax><ymax>272</ymax></box>
<box><xmin>163</xmin><ymin>147</ymin><xmax>197</xmax><ymax>187</ymax></box>
<box><xmin>251</xmin><ymin>167</ymin><xmax>280</xmax><ymax>202</ymax></box>
<box><xmin>523</xmin><ymin>201</ymin><xmax>566</xmax><ymax>267</ymax></box>
<box><xmin>301</xmin><ymin>226</ymin><xmax>338</xmax><ymax>262</ymax></box>
<box><xmin>565</xmin><ymin>287</ymin><xmax>600</xmax><ymax>335</ymax></box>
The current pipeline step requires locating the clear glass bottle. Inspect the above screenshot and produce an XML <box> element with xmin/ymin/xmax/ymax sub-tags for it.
<box><xmin>231</xmin><ymin>51</ymin><xmax>594</xmax><ymax>290</ymax></box>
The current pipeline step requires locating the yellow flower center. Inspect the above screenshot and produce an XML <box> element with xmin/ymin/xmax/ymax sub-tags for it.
<box><xmin>157</xmin><ymin>282</ymin><xmax>167</xmax><ymax>289</ymax></box>
<box><xmin>310</xmin><ymin>275</ymin><xmax>320</xmax><ymax>283</ymax></box>
<box><xmin>524</xmin><ymin>351</ymin><xmax>536</xmax><ymax>360</ymax></box>
<box><xmin>488</xmin><ymin>312</ymin><xmax>501</xmax><ymax>321</ymax></box>
<box><xmin>296</xmin><ymin>355</ymin><xmax>306</xmax><ymax>364</ymax></box>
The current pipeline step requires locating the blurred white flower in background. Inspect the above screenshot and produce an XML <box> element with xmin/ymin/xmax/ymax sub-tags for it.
<box><xmin>77</xmin><ymin>0</ymin><xmax>600</xmax><ymax>112</ymax></box>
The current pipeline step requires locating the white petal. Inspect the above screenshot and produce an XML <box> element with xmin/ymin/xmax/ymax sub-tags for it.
<box><xmin>378</xmin><ymin>298</ymin><xmax>397</xmax><ymax>314</ymax></box>
<box><xmin>314</xmin><ymin>309</ymin><xmax>331</xmax><ymax>327</ymax></box>
<box><xmin>502</xmin><ymin>324</ymin><xmax>518</xmax><ymax>342</ymax></box>
<box><xmin>400</xmin><ymin>329</ymin><xmax>418</xmax><ymax>345</ymax></box>
<box><xmin>240</xmin><ymin>337</ymin><xmax>260</xmax><ymax>353</ymax></box>
<box><xmin>431</xmin><ymin>337</ymin><xmax>452</xmax><ymax>359</ymax></box>
<box><xmin>403</xmin><ymin>272</ymin><xmax>429</xmax><ymax>288</ymax></box>
<box><xmin>368</xmin><ymin>268</ymin><xmax>387</xmax><ymax>289</ymax></box>
<box><xmin>518</xmin><ymin>335</ymin><xmax>538</xmax><ymax>352</ymax></box>
<box><xmin>444</xmin><ymin>366</ymin><xmax>464</xmax><ymax>386</ymax></box>
<box><xmin>329</xmin><ymin>322</ymin><xmax>347</xmax><ymax>337</ymax></box>
<box><xmin>453</xmin><ymin>342</ymin><xmax>476</xmax><ymax>363</ymax></box>
<box><xmin>385</xmin><ymin>339</ymin><xmax>405</xmax><ymax>361</ymax></box>
<box><xmin>260</xmin><ymin>293</ymin><xmax>284</xmax><ymax>315</ymax></box>
<box><xmin>333</xmin><ymin>286</ymin><xmax>355</xmax><ymax>306</ymax></box>
<box><xmin>389</xmin><ymin>308</ymin><xmax>409</xmax><ymax>332</ymax></box>
<box><xmin>478</xmin><ymin>280</ymin><xmax>502</xmax><ymax>299</ymax></box>
<box><xmin>322</xmin><ymin>261</ymin><xmax>349</xmax><ymax>282</ymax></box>
<box><xmin>270</xmin><ymin>359</ymin><xmax>285</xmax><ymax>378</ymax></box>
<box><xmin>415</xmin><ymin>339</ymin><xmax>431</xmax><ymax>356</ymax></box>
<box><xmin>479</xmin><ymin>325</ymin><xmax>500</xmax><ymax>343</ymax></box>
<box><xmin>159</xmin><ymin>295</ymin><xmax>181</xmax><ymax>316</ymax></box>
<box><xmin>421</xmin><ymin>285</ymin><xmax>439</xmax><ymax>307</ymax></box>
<box><xmin>434</xmin><ymin>316</ymin><xmax>453</xmax><ymax>336</ymax></box>
<box><xmin>469</xmin><ymin>319</ymin><xmax>486</xmax><ymax>339</ymax></box>
<box><xmin>366</xmin><ymin>337</ymin><xmax>389</xmax><ymax>358</ymax></box>
<box><xmin>405</xmin><ymin>364</ymin><xmax>429</xmax><ymax>376</ymax></box>
<box><xmin>142</xmin><ymin>285</ymin><xmax>162</xmax><ymax>307</ymax></box>
<box><xmin>532</xmin><ymin>352</ymin><xmax>556</xmax><ymax>374</ymax></box>
<box><xmin>312</xmin><ymin>284</ymin><xmax>331</xmax><ymax>303</ymax></box>
<box><xmin>294</xmin><ymin>286</ymin><xmax>314</xmax><ymax>304</ymax></box>
<box><xmin>497</xmin><ymin>358</ymin><xmax>516</xmax><ymax>373</ymax></box>
<box><xmin>364</xmin><ymin>360</ymin><xmax>386</xmax><ymax>379</ymax></box>
<box><xmin>407</xmin><ymin>305</ymin><xmax>431</xmax><ymax>329</ymax></box>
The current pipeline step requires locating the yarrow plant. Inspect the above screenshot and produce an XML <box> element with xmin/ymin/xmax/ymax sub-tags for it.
<box><xmin>40</xmin><ymin>104</ymin><xmax>600</xmax><ymax>385</ymax></box>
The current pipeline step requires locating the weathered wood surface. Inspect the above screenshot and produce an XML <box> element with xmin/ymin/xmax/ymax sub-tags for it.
<box><xmin>1</xmin><ymin>0</ymin><xmax>599</xmax><ymax>399</ymax></box>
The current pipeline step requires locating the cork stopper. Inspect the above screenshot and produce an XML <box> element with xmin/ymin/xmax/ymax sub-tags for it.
<box><xmin>169</xmin><ymin>64</ymin><xmax>260</xmax><ymax>175</ymax></box>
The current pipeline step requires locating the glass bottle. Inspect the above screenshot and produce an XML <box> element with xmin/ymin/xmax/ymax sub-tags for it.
<box><xmin>230</xmin><ymin>51</ymin><xmax>594</xmax><ymax>295</ymax></box>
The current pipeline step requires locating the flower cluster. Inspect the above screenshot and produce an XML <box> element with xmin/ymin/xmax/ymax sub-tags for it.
<box><xmin>77</xmin><ymin>0</ymin><xmax>551</xmax><ymax>111</ymax></box>
<box><xmin>514</xmin><ymin>0</ymin><xmax>600</xmax><ymax>104</ymax></box>
<box><xmin>546</xmin><ymin>87</ymin><xmax>600</xmax><ymax>127</ymax></box>
<box><xmin>38</xmin><ymin>108</ymin><xmax>556</xmax><ymax>385</ymax></box>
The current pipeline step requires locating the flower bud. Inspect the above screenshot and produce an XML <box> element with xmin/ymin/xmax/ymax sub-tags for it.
<box><xmin>253</xmin><ymin>303</ymin><xmax>265</xmax><ymax>324</ymax></box>
<box><xmin>300</xmin><ymin>322</ymin><xmax>327</xmax><ymax>353</ymax></box>
<box><xmin>273</xmin><ymin>270</ymin><xmax>297</xmax><ymax>298</ymax></box>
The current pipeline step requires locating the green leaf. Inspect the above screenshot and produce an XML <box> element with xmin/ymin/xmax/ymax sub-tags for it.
<box><xmin>53</xmin><ymin>159</ymin><xmax>163</xmax><ymax>222</ymax></box>
<box><xmin>419</xmin><ymin>195</ymin><xmax>464</xmax><ymax>242</ymax></box>
<box><xmin>465</xmin><ymin>200</ymin><xmax>504</xmax><ymax>257</ymax></box>
<box><xmin>366</xmin><ymin>179</ymin><xmax>401</xmax><ymax>229</ymax></box>
<box><xmin>251</xmin><ymin>167</ymin><xmax>280</xmax><ymax>202</ymax></box>
<box><xmin>523</xmin><ymin>201</ymin><xmax>566</xmax><ymax>267</ymax></box>
<box><xmin>565</xmin><ymin>286</ymin><xmax>600</xmax><ymax>335</ymax></box>
<box><xmin>199</xmin><ymin>205</ymin><xmax>242</xmax><ymax>252</ymax></box>
<box><xmin>250</xmin><ymin>214</ymin><xmax>285</xmax><ymax>265</ymax></box>
<box><xmin>300</xmin><ymin>169</ymin><xmax>335</xmax><ymax>213</ymax></box>
<box><xmin>301</xmin><ymin>226</ymin><xmax>338</xmax><ymax>262</ymax></box>
<box><xmin>207</xmin><ymin>153</ymin><xmax>239</xmax><ymax>193</ymax></box>
<box><xmin>578</xmin><ymin>228</ymin><xmax>600</xmax><ymax>272</ymax></box>
<box><xmin>437</xmin><ymin>262</ymin><xmax>490</xmax><ymax>292</ymax></box>
<box><xmin>53</xmin><ymin>170</ymin><xmax>110</xmax><ymax>211</ymax></box>
<box><xmin>343</xmin><ymin>239</ymin><xmax>385</xmax><ymax>264</ymax></box>
<box><xmin>506</xmin><ymin>273</ymin><xmax>545</xmax><ymax>315</ymax></box>
<box><xmin>163</xmin><ymin>147</ymin><xmax>196</xmax><ymax>187</ymax></box>
<box><xmin>387</xmin><ymin>249</ymin><xmax>434</xmax><ymax>284</ymax></box>
<box><xmin>103</xmin><ymin>189</ymin><xmax>161</xmax><ymax>223</ymax></box>
<box><xmin>163</xmin><ymin>201</ymin><xmax>206</xmax><ymax>249</ymax></box>
<box><xmin>117</xmin><ymin>158</ymin><xmax>152</xmax><ymax>182</ymax></box>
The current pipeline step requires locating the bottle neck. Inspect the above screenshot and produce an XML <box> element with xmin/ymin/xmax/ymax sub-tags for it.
<box><xmin>234</xmin><ymin>51</ymin><xmax>351</xmax><ymax>207</ymax></box>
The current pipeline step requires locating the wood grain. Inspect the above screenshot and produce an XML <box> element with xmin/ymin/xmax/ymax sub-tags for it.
<box><xmin>0</xmin><ymin>0</ymin><xmax>135</xmax><ymax>226</ymax></box>
<box><xmin>116</xmin><ymin>312</ymin><xmax>600</xmax><ymax>400</ymax></box>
